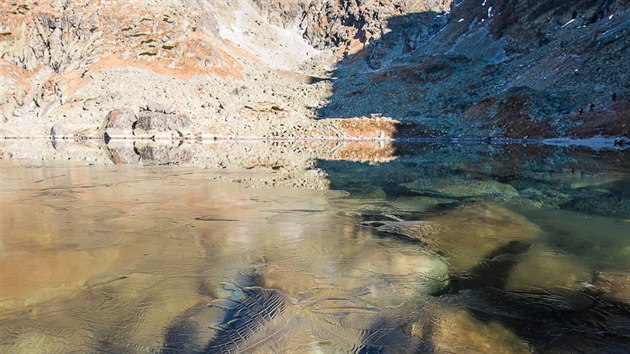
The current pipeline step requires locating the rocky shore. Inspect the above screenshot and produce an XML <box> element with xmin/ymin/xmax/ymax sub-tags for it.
<box><xmin>0</xmin><ymin>0</ymin><xmax>629</xmax><ymax>141</ymax></box>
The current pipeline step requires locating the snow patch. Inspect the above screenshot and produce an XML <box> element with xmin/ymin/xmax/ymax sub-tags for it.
<box><xmin>561</xmin><ymin>18</ymin><xmax>576</xmax><ymax>28</ymax></box>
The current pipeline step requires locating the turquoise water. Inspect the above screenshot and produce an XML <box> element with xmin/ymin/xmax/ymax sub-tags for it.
<box><xmin>1</xmin><ymin>141</ymin><xmax>629</xmax><ymax>353</ymax></box>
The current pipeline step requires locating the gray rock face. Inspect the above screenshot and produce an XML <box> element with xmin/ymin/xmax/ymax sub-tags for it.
<box><xmin>299</xmin><ymin>0</ymin><xmax>451</xmax><ymax>51</ymax></box>
<box><xmin>135</xmin><ymin>103</ymin><xmax>192</xmax><ymax>132</ymax></box>
<box><xmin>366</xmin><ymin>12</ymin><xmax>446</xmax><ymax>70</ymax></box>
<box><xmin>50</xmin><ymin>123</ymin><xmax>65</xmax><ymax>138</ymax></box>
<box><xmin>251</xmin><ymin>0</ymin><xmax>310</xmax><ymax>28</ymax></box>
<box><xmin>106</xmin><ymin>108</ymin><xmax>137</xmax><ymax>130</ymax></box>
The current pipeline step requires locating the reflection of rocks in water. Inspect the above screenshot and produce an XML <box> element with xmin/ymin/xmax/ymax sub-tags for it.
<box><xmin>50</xmin><ymin>138</ymin><xmax>66</xmax><ymax>153</ymax></box>
<box><xmin>100</xmin><ymin>140</ymin><xmax>401</xmax><ymax>189</ymax></box>
<box><xmin>134</xmin><ymin>142</ymin><xmax>193</xmax><ymax>165</ymax></box>
<box><xmin>106</xmin><ymin>141</ymin><xmax>141</xmax><ymax>164</ymax></box>
<box><xmin>106</xmin><ymin>141</ymin><xmax>194</xmax><ymax>165</ymax></box>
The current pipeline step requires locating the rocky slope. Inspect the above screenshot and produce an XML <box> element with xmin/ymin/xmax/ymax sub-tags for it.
<box><xmin>321</xmin><ymin>0</ymin><xmax>630</xmax><ymax>139</ymax></box>
<box><xmin>0</xmin><ymin>0</ymin><xmax>628</xmax><ymax>140</ymax></box>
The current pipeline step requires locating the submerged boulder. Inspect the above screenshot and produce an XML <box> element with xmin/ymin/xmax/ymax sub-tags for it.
<box><xmin>362</xmin><ymin>219</ymin><xmax>443</xmax><ymax>244</ymax></box>
<box><xmin>401</xmin><ymin>177</ymin><xmax>519</xmax><ymax>201</ymax></box>
<box><xmin>587</xmin><ymin>272</ymin><xmax>630</xmax><ymax>305</ymax></box>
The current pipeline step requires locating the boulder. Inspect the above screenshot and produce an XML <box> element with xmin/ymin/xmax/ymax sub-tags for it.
<box><xmin>135</xmin><ymin>103</ymin><xmax>191</xmax><ymax>132</ymax></box>
<box><xmin>106</xmin><ymin>108</ymin><xmax>137</xmax><ymax>130</ymax></box>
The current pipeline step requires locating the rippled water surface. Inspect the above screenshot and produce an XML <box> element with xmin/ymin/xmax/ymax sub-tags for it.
<box><xmin>1</xmin><ymin>141</ymin><xmax>629</xmax><ymax>353</ymax></box>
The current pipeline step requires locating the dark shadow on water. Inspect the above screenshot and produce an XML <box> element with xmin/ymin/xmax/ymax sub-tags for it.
<box><xmin>318</xmin><ymin>142</ymin><xmax>630</xmax><ymax>352</ymax></box>
<box><xmin>317</xmin><ymin>142</ymin><xmax>630</xmax><ymax>218</ymax></box>
<box><xmin>432</xmin><ymin>240</ymin><xmax>531</xmax><ymax>296</ymax></box>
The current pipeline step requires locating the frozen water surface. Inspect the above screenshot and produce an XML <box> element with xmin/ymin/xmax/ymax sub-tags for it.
<box><xmin>0</xmin><ymin>141</ymin><xmax>629</xmax><ymax>353</ymax></box>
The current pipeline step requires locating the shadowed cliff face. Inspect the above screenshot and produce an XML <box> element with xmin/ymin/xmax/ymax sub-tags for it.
<box><xmin>320</xmin><ymin>0</ymin><xmax>630</xmax><ymax>139</ymax></box>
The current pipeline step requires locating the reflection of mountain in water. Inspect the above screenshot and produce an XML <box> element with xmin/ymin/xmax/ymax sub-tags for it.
<box><xmin>1</xmin><ymin>140</ymin><xmax>629</xmax><ymax>353</ymax></box>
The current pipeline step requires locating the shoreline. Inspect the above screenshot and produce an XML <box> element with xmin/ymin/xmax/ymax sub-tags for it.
<box><xmin>2</xmin><ymin>135</ymin><xmax>628</xmax><ymax>150</ymax></box>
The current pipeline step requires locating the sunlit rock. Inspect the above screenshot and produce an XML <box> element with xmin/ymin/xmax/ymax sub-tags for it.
<box><xmin>425</xmin><ymin>202</ymin><xmax>542</xmax><ymax>271</ymax></box>
<box><xmin>589</xmin><ymin>272</ymin><xmax>630</xmax><ymax>305</ymax></box>
<box><xmin>418</xmin><ymin>309</ymin><xmax>530</xmax><ymax>354</ymax></box>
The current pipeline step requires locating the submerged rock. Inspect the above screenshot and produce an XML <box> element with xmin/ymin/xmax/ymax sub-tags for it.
<box><xmin>401</xmin><ymin>177</ymin><xmax>519</xmax><ymax>201</ymax></box>
<box><xmin>588</xmin><ymin>272</ymin><xmax>630</xmax><ymax>305</ymax></box>
<box><xmin>426</xmin><ymin>202</ymin><xmax>542</xmax><ymax>271</ymax></box>
<box><xmin>362</xmin><ymin>219</ymin><xmax>443</xmax><ymax>244</ymax></box>
<box><xmin>420</xmin><ymin>309</ymin><xmax>531</xmax><ymax>354</ymax></box>
<box><xmin>432</xmin><ymin>241</ymin><xmax>630</xmax><ymax>353</ymax></box>
<box><xmin>445</xmin><ymin>287</ymin><xmax>630</xmax><ymax>353</ymax></box>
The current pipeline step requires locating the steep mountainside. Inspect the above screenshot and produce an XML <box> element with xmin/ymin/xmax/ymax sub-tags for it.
<box><xmin>326</xmin><ymin>0</ymin><xmax>630</xmax><ymax>138</ymax></box>
<box><xmin>0</xmin><ymin>0</ymin><xmax>628</xmax><ymax>139</ymax></box>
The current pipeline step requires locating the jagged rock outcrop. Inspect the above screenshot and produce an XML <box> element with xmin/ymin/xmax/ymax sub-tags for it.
<box><xmin>300</xmin><ymin>0</ymin><xmax>451</xmax><ymax>53</ymax></box>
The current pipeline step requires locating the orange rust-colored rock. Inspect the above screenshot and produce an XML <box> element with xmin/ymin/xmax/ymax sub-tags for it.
<box><xmin>329</xmin><ymin>118</ymin><xmax>399</xmax><ymax>139</ymax></box>
<box><xmin>569</xmin><ymin>98</ymin><xmax>630</xmax><ymax>138</ymax></box>
<box><xmin>332</xmin><ymin>141</ymin><xmax>397</xmax><ymax>163</ymax></box>
<box><xmin>489</xmin><ymin>95</ymin><xmax>556</xmax><ymax>138</ymax></box>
